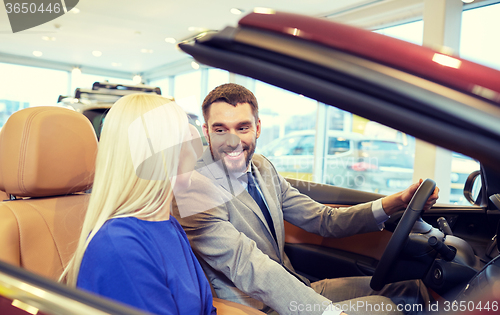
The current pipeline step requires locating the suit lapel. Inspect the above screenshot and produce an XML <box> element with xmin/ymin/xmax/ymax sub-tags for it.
<box><xmin>196</xmin><ymin>150</ymin><xmax>268</xmax><ymax>225</ymax></box>
<box><xmin>196</xmin><ymin>149</ymin><xmax>243</xmax><ymax>196</ymax></box>
<box><xmin>196</xmin><ymin>150</ymin><xmax>281</xmax><ymax>256</ymax></box>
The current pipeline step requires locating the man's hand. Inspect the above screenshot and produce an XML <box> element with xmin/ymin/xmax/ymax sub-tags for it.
<box><xmin>401</xmin><ymin>178</ymin><xmax>439</xmax><ymax>211</ymax></box>
<box><xmin>382</xmin><ymin>179</ymin><xmax>439</xmax><ymax>216</ymax></box>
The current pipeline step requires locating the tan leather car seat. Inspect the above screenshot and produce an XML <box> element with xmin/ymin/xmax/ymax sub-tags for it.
<box><xmin>0</xmin><ymin>190</ymin><xmax>9</xmax><ymax>201</ymax></box>
<box><xmin>0</xmin><ymin>106</ymin><xmax>97</xmax><ymax>280</ymax></box>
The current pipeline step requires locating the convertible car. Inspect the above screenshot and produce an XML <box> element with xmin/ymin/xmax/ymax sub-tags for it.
<box><xmin>1</xmin><ymin>9</ymin><xmax>500</xmax><ymax>315</ymax></box>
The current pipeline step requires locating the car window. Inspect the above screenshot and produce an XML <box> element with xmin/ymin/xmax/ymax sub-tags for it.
<box><xmin>328</xmin><ymin>137</ymin><xmax>350</xmax><ymax>155</ymax></box>
<box><xmin>254</xmin><ymin>79</ymin><xmax>481</xmax><ymax>202</ymax></box>
<box><xmin>294</xmin><ymin>135</ymin><xmax>315</xmax><ymax>155</ymax></box>
<box><xmin>358</xmin><ymin>140</ymin><xmax>403</xmax><ymax>151</ymax></box>
<box><xmin>255</xmin><ymin>81</ymin><xmax>417</xmax><ymax>196</ymax></box>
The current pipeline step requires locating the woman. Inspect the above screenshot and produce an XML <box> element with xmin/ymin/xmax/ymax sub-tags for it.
<box><xmin>61</xmin><ymin>93</ymin><xmax>216</xmax><ymax>315</ymax></box>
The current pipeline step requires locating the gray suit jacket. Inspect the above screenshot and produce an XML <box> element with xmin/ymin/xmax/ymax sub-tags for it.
<box><xmin>173</xmin><ymin>150</ymin><xmax>381</xmax><ymax>315</ymax></box>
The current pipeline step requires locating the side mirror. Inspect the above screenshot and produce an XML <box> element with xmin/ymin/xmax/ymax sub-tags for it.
<box><xmin>464</xmin><ymin>170</ymin><xmax>483</xmax><ymax>206</ymax></box>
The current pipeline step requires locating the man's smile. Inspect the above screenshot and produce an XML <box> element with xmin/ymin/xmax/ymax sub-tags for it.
<box><xmin>224</xmin><ymin>149</ymin><xmax>244</xmax><ymax>160</ymax></box>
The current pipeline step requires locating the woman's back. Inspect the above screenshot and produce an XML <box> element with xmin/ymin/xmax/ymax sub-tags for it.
<box><xmin>78</xmin><ymin>216</ymin><xmax>215</xmax><ymax>315</ymax></box>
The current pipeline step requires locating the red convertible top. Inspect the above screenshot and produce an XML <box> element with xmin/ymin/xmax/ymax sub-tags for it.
<box><xmin>239</xmin><ymin>11</ymin><xmax>500</xmax><ymax>104</ymax></box>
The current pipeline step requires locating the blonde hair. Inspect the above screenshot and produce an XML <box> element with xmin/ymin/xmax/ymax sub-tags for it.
<box><xmin>61</xmin><ymin>93</ymin><xmax>188</xmax><ymax>286</ymax></box>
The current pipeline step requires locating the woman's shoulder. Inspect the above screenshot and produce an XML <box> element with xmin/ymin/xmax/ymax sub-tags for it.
<box><xmin>88</xmin><ymin>218</ymin><xmax>153</xmax><ymax>254</ymax></box>
<box><xmin>98</xmin><ymin>217</ymin><xmax>144</xmax><ymax>237</ymax></box>
<box><xmin>84</xmin><ymin>217</ymin><xmax>169</xmax><ymax>268</ymax></box>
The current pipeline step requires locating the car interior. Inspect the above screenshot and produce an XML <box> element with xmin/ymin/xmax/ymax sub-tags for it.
<box><xmin>0</xmin><ymin>106</ymin><xmax>96</xmax><ymax>278</ymax></box>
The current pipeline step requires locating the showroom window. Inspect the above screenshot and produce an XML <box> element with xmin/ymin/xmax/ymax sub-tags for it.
<box><xmin>254</xmin><ymin>80</ymin><xmax>318</xmax><ymax>150</ymax></box>
<box><xmin>460</xmin><ymin>2</ymin><xmax>500</xmax><ymax>70</ymax></box>
<box><xmin>253</xmin><ymin>80</ymin><xmax>415</xmax><ymax>195</ymax></box>
<box><xmin>373</xmin><ymin>2</ymin><xmax>500</xmax><ymax>70</ymax></box>
<box><xmin>174</xmin><ymin>70</ymin><xmax>202</xmax><ymax>118</ymax></box>
<box><xmin>371</xmin><ymin>9</ymin><xmax>491</xmax><ymax>204</ymax></box>
<box><xmin>207</xmin><ymin>69</ymin><xmax>229</xmax><ymax>93</ymax></box>
<box><xmin>0</xmin><ymin>62</ymin><xmax>68</xmax><ymax>129</ymax></box>
<box><xmin>149</xmin><ymin>77</ymin><xmax>172</xmax><ymax>97</ymax></box>
<box><xmin>252</xmin><ymin>76</ymin><xmax>476</xmax><ymax>202</ymax></box>
<box><xmin>374</xmin><ymin>20</ymin><xmax>423</xmax><ymax>45</ymax></box>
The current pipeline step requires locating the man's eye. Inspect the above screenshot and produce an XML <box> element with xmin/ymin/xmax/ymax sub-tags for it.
<box><xmin>214</xmin><ymin>129</ymin><xmax>226</xmax><ymax>133</ymax></box>
<box><xmin>239</xmin><ymin>127</ymin><xmax>249</xmax><ymax>132</ymax></box>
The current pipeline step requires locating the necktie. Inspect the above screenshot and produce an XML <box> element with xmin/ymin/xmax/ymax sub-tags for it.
<box><xmin>247</xmin><ymin>172</ymin><xmax>277</xmax><ymax>242</ymax></box>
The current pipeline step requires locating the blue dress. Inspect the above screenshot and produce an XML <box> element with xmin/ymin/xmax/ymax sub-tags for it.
<box><xmin>77</xmin><ymin>216</ymin><xmax>217</xmax><ymax>315</ymax></box>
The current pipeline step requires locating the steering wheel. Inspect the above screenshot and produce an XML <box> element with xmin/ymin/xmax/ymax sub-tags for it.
<box><xmin>370</xmin><ymin>179</ymin><xmax>436</xmax><ymax>291</ymax></box>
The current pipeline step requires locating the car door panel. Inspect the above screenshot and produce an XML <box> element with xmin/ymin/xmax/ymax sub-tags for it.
<box><xmin>285</xmin><ymin>178</ymin><xmax>498</xmax><ymax>282</ymax></box>
<box><xmin>285</xmin><ymin>178</ymin><xmax>390</xmax><ymax>280</ymax></box>
<box><xmin>284</xmin><ymin>221</ymin><xmax>391</xmax><ymax>280</ymax></box>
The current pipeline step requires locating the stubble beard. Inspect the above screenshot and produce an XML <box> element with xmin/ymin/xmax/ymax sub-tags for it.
<box><xmin>208</xmin><ymin>135</ymin><xmax>256</xmax><ymax>175</ymax></box>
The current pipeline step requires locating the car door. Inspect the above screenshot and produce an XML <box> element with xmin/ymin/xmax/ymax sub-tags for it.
<box><xmin>282</xmin><ymin>176</ymin><xmax>497</xmax><ymax>283</ymax></box>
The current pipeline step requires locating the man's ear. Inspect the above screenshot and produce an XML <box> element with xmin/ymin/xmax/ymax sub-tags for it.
<box><xmin>202</xmin><ymin>123</ymin><xmax>210</xmax><ymax>142</ymax></box>
<box><xmin>189</xmin><ymin>124</ymin><xmax>204</xmax><ymax>159</ymax></box>
<box><xmin>256</xmin><ymin>119</ymin><xmax>261</xmax><ymax>139</ymax></box>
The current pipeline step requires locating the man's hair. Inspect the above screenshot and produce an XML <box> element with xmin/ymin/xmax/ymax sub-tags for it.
<box><xmin>202</xmin><ymin>83</ymin><xmax>259</xmax><ymax>124</ymax></box>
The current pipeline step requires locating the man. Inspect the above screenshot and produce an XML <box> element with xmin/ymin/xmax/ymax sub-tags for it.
<box><xmin>173</xmin><ymin>83</ymin><xmax>439</xmax><ymax>315</ymax></box>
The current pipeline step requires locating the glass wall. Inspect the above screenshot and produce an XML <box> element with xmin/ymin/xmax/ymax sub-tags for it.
<box><xmin>149</xmin><ymin>77</ymin><xmax>171</xmax><ymax>97</ymax></box>
<box><xmin>254</xmin><ymin>81</ymin><xmax>415</xmax><ymax>195</ymax></box>
<box><xmin>374</xmin><ymin>20</ymin><xmax>423</xmax><ymax>45</ymax></box>
<box><xmin>207</xmin><ymin>69</ymin><xmax>229</xmax><ymax>93</ymax></box>
<box><xmin>0</xmin><ymin>62</ymin><xmax>68</xmax><ymax>129</ymax></box>
<box><xmin>372</xmin><ymin>4</ymin><xmax>500</xmax><ymax>204</ymax></box>
<box><xmin>174</xmin><ymin>71</ymin><xmax>202</xmax><ymax>118</ymax></box>
<box><xmin>254</xmin><ymin>80</ymin><xmax>318</xmax><ymax>149</ymax></box>
<box><xmin>460</xmin><ymin>3</ymin><xmax>500</xmax><ymax>70</ymax></box>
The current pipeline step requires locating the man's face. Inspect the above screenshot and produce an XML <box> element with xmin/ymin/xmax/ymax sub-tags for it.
<box><xmin>203</xmin><ymin>101</ymin><xmax>261</xmax><ymax>174</ymax></box>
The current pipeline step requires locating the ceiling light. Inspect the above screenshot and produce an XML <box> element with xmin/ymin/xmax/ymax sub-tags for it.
<box><xmin>253</xmin><ymin>7</ymin><xmax>275</xmax><ymax>14</ymax></box>
<box><xmin>191</xmin><ymin>61</ymin><xmax>200</xmax><ymax>70</ymax></box>
<box><xmin>432</xmin><ymin>53</ymin><xmax>461</xmax><ymax>69</ymax></box>
<box><xmin>32</xmin><ymin>51</ymin><xmax>43</xmax><ymax>57</ymax></box>
<box><xmin>111</xmin><ymin>62</ymin><xmax>122</xmax><ymax>67</ymax></box>
<box><xmin>42</xmin><ymin>36</ymin><xmax>56</xmax><ymax>41</ymax></box>
<box><xmin>92</xmin><ymin>50</ymin><xmax>102</xmax><ymax>57</ymax></box>
<box><xmin>69</xmin><ymin>7</ymin><xmax>80</xmax><ymax>14</ymax></box>
<box><xmin>72</xmin><ymin>67</ymin><xmax>81</xmax><ymax>75</ymax></box>
<box><xmin>230</xmin><ymin>8</ymin><xmax>243</xmax><ymax>15</ymax></box>
<box><xmin>133</xmin><ymin>75</ymin><xmax>142</xmax><ymax>84</ymax></box>
<box><xmin>140</xmin><ymin>49</ymin><xmax>153</xmax><ymax>53</ymax></box>
<box><xmin>462</xmin><ymin>0</ymin><xmax>474</xmax><ymax>3</ymax></box>
<box><xmin>165</xmin><ymin>37</ymin><xmax>176</xmax><ymax>44</ymax></box>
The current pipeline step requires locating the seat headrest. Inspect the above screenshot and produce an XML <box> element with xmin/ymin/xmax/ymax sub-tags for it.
<box><xmin>0</xmin><ymin>107</ymin><xmax>97</xmax><ymax>197</ymax></box>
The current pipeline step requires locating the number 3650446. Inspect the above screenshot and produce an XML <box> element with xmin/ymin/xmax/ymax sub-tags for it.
<box><xmin>5</xmin><ymin>2</ymin><xmax>61</xmax><ymax>14</ymax></box>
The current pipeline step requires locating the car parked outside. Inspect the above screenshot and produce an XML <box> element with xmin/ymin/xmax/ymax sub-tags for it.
<box><xmin>258</xmin><ymin>130</ymin><xmax>414</xmax><ymax>195</ymax></box>
<box><xmin>58</xmin><ymin>81</ymin><xmax>205</xmax><ymax>143</ymax></box>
